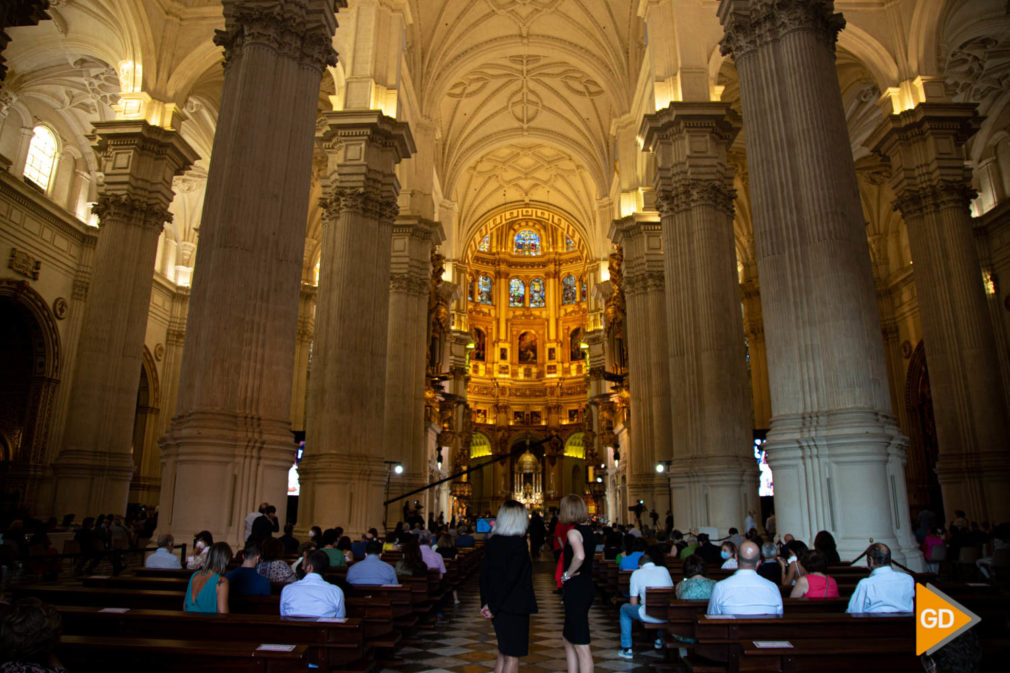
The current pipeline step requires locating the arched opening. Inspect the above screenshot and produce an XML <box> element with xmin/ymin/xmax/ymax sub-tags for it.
<box><xmin>128</xmin><ymin>346</ymin><xmax>161</xmax><ymax>507</ymax></box>
<box><xmin>904</xmin><ymin>340</ymin><xmax>943</xmax><ymax>521</ymax></box>
<box><xmin>0</xmin><ymin>281</ymin><xmax>61</xmax><ymax>509</ymax></box>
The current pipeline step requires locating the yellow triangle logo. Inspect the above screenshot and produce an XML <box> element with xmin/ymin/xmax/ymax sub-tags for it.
<box><xmin>916</xmin><ymin>583</ymin><xmax>981</xmax><ymax>655</ymax></box>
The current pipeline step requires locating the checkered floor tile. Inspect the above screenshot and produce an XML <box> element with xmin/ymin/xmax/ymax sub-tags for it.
<box><xmin>382</xmin><ymin>550</ymin><xmax>679</xmax><ymax>673</ymax></box>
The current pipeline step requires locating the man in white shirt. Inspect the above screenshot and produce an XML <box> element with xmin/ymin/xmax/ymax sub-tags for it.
<box><xmin>144</xmin><ymin>534</ymin><xmax>182</xmax><ymax>569</ymax></box>
<box><xmin>706</xmin><ymin>541</ymin><xmax>783</xmax><ymax>616</ymax></box>
<box><xmin>617</xmin><ymin>552</ymin><xmax>674</xmax><ymax>658</ymax></box>
<box><xmin>280</xmin><ymin>550</ymin><xmax>345</xmax><ymax>618</ymax></box>
<box><xmin>846</xmin><ymin>543</ymin><xmax>914</xmax><ymax>613</ymax></box>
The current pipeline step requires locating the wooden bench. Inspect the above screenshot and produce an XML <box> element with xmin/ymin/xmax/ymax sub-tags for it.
<box><xmin>734</xmin><ymin>637</ymin><xmax>917</xmax><ymax>672</ymax></box>
<box><xmin>56</xmin><ymin>634</ymin><xmax>310</xmax><ymax>673</ymax></box>
<box><xmin>57</xmin><ymin>605</ymin><xmax>373</xmax><ymax>673</ymax></box>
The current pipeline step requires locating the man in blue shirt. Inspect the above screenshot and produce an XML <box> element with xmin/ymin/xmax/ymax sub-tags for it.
<box><xmin>846</xmin><ymin>543</ymin><xmax>914</xmax><ymax>613</ymax></box>
<box><xmin>619</xmin><ymin>538</ymin><xmax>648</xmax><ymax>570</ymax></box>
<box><xmin>144</xmin><ymin>534</ymin><xmax>182</xmax><ymax>569</ymax></box>
<box><xmin>280</xmin><ymin>550</ymin><xmax>345</xmax><ymax>618</ymax></box>
<box><xmin>346</xmin><ymin>540</ymin><xmax>398</xmax><ymax>585</ymax></box>
<box><xmin>226</xmin><ymin>541</ymin><xmax>270</xmax><ymax>596</ymax></box>
<box><xmin>455</xmin><ymin>527</ymin><xmax>475</xmax><ymax>548</ymax></box>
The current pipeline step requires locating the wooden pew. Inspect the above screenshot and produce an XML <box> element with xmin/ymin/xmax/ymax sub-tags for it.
<box><xmin>734</xmin><ymin>637</ymin><xmax>918</xmax><ymax>672</ymax></box>
<box><xmin>57</xmin><ymin>605</ymin><xmax>373</xmax><ymax>673</ymax></box>
<box><xmin>57</xmin><ymin>634</ymin><xmax>310</xmax><ymax>673</ymax></box>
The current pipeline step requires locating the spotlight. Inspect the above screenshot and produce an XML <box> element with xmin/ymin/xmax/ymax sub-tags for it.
<box><xmin>655</xmin><ymin>463</ymin><xmax>665</xmax><ymax>473</ymax></box>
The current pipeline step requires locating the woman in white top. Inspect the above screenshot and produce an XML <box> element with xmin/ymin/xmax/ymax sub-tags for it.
<box><xmin>720</xmin><ymin>541</ymin><xmax>738</xmax><ymax>569</ymax></box>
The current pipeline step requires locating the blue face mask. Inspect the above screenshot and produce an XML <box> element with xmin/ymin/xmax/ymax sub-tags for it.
<box><xmin>720</xmin><ymin>550</ymin><xmax>731</xmax><ymax>560</ymax></box>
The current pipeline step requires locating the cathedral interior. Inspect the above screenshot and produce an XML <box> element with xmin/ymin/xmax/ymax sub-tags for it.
<box><xmin>1</xmin><ymin>0</ymin><xmax>1009</xmax><ymax>568</ymax></box>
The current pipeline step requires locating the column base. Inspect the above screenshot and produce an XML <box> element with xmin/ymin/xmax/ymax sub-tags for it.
<box><xmin>51</xmin><ymin>449</ymin><xmax>134</xmax><ymax>518</ymax></box>
<box><xmin>297</xmin><ymin>453</ymin><xmax>390</xmax><ymax>538</ymax></box>
<box><xmin>669</xmin><ymin>455</ymin><xmax>758</xmax><ymax>535</ymax></box>
<box><xmin>936</xmin><ymin>450</ymin><xmax>1010</xmax><ymax>524</ymax></box>
<box><xmin>158</xmin><ymin>410</ymin><xmax>295</xmax><ymax>547</ymax></box>
<box><xmin>766</xmin><ymin>409</ymin><xmax>924</xmax><ymax>570</ymax></box>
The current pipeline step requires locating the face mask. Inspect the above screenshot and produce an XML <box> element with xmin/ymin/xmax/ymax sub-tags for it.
<box><xmin>195</xmin><ymin>540</ymin><xmax>207</xmax><ymax>550</ymax></box>
<box><xmin>308</xmin><ymin>531</ymin><xmax>315</xmax><ymax>538</ymax></box>
<box><xmin>787</xmin><ymin>555</ymin><xmax>797</xmax><ymax>565</ymax></box>
<box><xmin>720</xmin><ymin>551</ymin><xmax>731</xmax><ymax>560</ymax></box>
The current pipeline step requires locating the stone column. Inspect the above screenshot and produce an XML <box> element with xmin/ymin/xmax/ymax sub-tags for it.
<box><xmin>290</xmin><ymin>283</ymin><xmax>316</xmax><ymax>433</ymax></box>
<box><xmin>297</xmin><ymin>111</ymin><xmax>414</xmax><ymax>537</ymax></box>
<box><xmin>53</xmin><ymin>120</ymin><xmax>195</xmax><ymax>517</ymax></box>
<box><xmin>383</xmin><ymin>216</ymin><xmax>444</xmax><ymax>526</ymax></box>
<box><xmin>741</xmin><ymin>272</ymin><xmax>772</xmax><ymax>429</ymax></box>
<box><xmin>158</xmin><ymin>0</ymin><xmax>339</xmax><ymax>544</ymax></box>
<box><xmin>872</xmin><ymin>102</ymin><xmax>1010</xmax><ymax>523</ymax></box>
<box><xmin>719</xmin><ymin>0</ymin><xmax>921</xmax><ymax>566</ymax></box>
<box><xmin>641</xmin><ymin>102</ymin><xmax>757</xmax><ymax>534</ymax></box>
<box><xmin>610</xmin><ymin>214</ymin><xmax>672</xmax><ymax>514</ymax></box>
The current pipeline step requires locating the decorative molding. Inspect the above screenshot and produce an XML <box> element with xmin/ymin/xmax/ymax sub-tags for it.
<box><xmin>656</xmin><ymin>181</ymin><xmax>736</xmax><ymax>217</ymax></box>
<box><xmin>153</xmin><ymin>343</ymin><xmax>165</xmax><ymax>361</ymax></box>
<box><xmin>8</xmin><ymin>248</ymin><xmax>41</xmax><ymax>280</ymax></box>
<box><xmin>214</xmin><ymin>0</ymin><xmax>340</xmax><ymax>73</ymax></box>
<box><xmin>92</xmin><ymin>194</ymin><xmax>173</xmax><ymax>231</ymax></box>
<box><xmin>52</xmin><ymin>297</ymin><xmax>68</xmax><ymax>319</ymax></box>
<box><xmin>891</xmin><ymin>180</ymin><xmax>976</xmax><ymax>219</ymax></box>
<box><xmin>319</xmin><ymin>187</ymin><xmax>399</xmax><ymax>222</ymax></box>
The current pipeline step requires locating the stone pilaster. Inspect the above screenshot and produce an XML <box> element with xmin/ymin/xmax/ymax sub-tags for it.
<box><xmin>872</xmin><ymin>103</ymin><xmax>1010</xmax><ymax>523</ymax></box>
<box><xmin>719</xmin><ymin>0</ymin><xmax>921</xmax><ymax>567</ymax></box>
<box><xmin>158</xmin><ymin>0</ymin><xmax>340</xmax><ymax>545</ymax></box>
<box><xmin>298</xmin><ymin>110</ymin><xmax>414</xmax><ymax>537</ymax></box>
<box><xmin>741</xmin><ymin>272</ymin><xmax>771</xmax><ymax>428</ymax></box>
<box><xmin>383</xmin><ymin>216</ymin><xmax>445</xmax><ymax>526</ymax></box>
<box><xmin>290</xmin><ymin>283</ymin><xmax>316</xmax><ymax>433</ymax></box>
<box><xmin>52</xmin><ymin>120</ymin><xmax>196</xmax><ymax>517</ymax></box>
<box><xmin>641</xmin><ymin>102</ymin><xmax>757</xmax><ymax>534</ymax></box>
<box><xmin>610</xmin><ymin>214</ymin><xmax>672</xmax><ymax>514</ymax></box>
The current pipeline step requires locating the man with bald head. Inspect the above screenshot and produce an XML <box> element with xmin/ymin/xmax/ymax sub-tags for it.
<box><xmin>706</xmin><ymin>540</ymin><xmax>783</xmax><ymax>616</ymax></box>
<box><xmin>846</xmin><ymin>543</ymin><xmax>914</xmax><ymax>613</ymax></box>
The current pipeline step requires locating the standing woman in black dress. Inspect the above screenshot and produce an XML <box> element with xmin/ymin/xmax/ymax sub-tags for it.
<box><xmin>479</xmin><ymin>500</ymin><xmax>538</xmax><ymax>673</ymax></box>
<box><xmin>560</xmin><ymin>493</ymin><xmax>596</xmax><ymax>673</ymax></box>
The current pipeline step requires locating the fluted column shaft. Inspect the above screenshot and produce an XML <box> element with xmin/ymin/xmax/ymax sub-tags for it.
<box><xmin>158</xmin><ymin>0</ymin><xmax>339</xmax><ymax>545</ymax></box>
<box><xmin>611</xmin><ymin>215</ymin><xmax>672</xmax><ymax>514</ymax></box>
<box><xmin>719</xmin><ymin>0</ymin><xmax>921</xmax><ymax>566</ymax></box>
<box><xmin>290</xmin><ymin>283</ymin><xmax>316</xmax><ymax>433</ymax></box>
<box><xmin>298</xmin><ymin>111</ymin><xmax>414</xmax><ymax>537</ymax></box>
<box><xmin>872</xmin><ymin>103</ymin><xmax>1010</xmax><ymax>523</ymax></box>
<box><xmin>741</xmin><ymin>276</ymin><xmax>772</xmax><ymax>428</ymax></box>
<box><xmin>641</xmin><ymin>103</ymin><xmax>756</xmax><ymax>533</ymax></box>
<box><xmin>54</xmin><ymin>120</ymin><xmax>195</xmax><ymax>517</ymax></box>
<box><xmin>383</xmin><ymin>216</ymin><xmax>444</xmax><ymax>526</ymax></box>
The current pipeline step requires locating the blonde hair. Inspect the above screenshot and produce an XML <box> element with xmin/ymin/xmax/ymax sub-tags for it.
<box><xmin>493</xmin><ymin>500</ymin><xmax>529</xmax><ymax>536</ymax></box>
<box><xmin>203</xmin><ymin>541</ymin><xmax>233</xmax><ymax>575</ymax></box>
<box><xmin>559</xmin><ymin>494</ymin><xmax>588</xmax><ymax>524</ymax></box>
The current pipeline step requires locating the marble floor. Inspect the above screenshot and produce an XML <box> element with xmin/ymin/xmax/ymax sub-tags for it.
<box><xmin>382</xmin><ymin>556</ymin><xmax>668</xmax><ymax>673</ymax></box>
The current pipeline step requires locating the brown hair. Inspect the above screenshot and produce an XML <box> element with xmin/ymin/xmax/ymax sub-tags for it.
<box><xmin>559</xmin><ymin>494</ymin><xmax>588</xmax><ymax>524</ymax></box>
<box><xmin>0</xmin><ymin>598</ymin><xmax>62</xmax><ymax>665</ymax></box>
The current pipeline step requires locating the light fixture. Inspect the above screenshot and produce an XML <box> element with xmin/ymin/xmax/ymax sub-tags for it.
<box><xmin>655</xmin><ymin>462</ymin><xmax>665</xmax><ymax>473</ymax></box>
<box><xmin>596</xmin><ymin>476</ymin><xmax>602</xmax><ymax>483</ymax></box>
<box><xmin>436</xmin><ymin>447</ymin><xmax>443</xmax><ymax>469</ymax></box>
<box><xmin>637</xmin><ymin>499</ymin><xmax>644</xmax><ymax>505</ymax></box>
<box><xmin>393</xmin><ymin>463</ymin><xmax>404</xmax><ymax>475</ymax></box>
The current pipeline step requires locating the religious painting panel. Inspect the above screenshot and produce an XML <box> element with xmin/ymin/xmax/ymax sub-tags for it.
<box><xmin>569</xmin><ymin>327</ymin><xmax>582</xmax><ymax>361</ymax></box>
<box><xmin>518</xmin><ymin>331</ymin><xmax>537</xmax><ymax>363</ymax></box>
<box><xmin>472</xmin><ymin>327</ymin><xmax>486</xmax><ymax>361</ymax></box>
<box><xmin>513</xmin><ymin>229</ymin><xmax>541</xmax><ymax>256</ymax></box>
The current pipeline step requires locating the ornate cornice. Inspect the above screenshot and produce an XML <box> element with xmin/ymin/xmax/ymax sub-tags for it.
<box><xmin>719</xmin><ymin>0</ymin><xmax>844</xmax><ymax>60</ymax></box>
<box><xmin>214</xmin><ymin>0</ymin><xmax>340</xmax><ymax>73</ymax></box>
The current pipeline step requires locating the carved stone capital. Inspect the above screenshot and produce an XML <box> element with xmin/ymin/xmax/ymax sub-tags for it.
<box><xmin>892</xmin><ymin>181</ymin><xmax>976</xmax><ymax>219</ymax></box>
<box><xmin>214</xmin><ymin>0</ymin><xmax>341</xmax><ymax>73</ymax></box>
<box><xmin>623</xmin><ymin>270</ymin><xmax>665</xmax><ymax>297</ymax></box>
<box><xmin>719</xmin><ymin>0</ymin><xmax>845</xmax><ymax>60</ymax></box>
<box><xmin>320</xmin><ymin>186</ymin><xmax>399</xmax><ymax>222</ymax></box>
<box><xmin>656</xmin><ymin>181</ymin><xmax>736</xmax><ymax>217</ymax></box>
<box><xmin>92</xmin><ymin>194</ymin><xmax>173</xmax><ymax>232</ymax></box>
<box><xmin>389</xmin><ymin>272</ymin><xmax>430</xmax><ymax>297</ymax></box>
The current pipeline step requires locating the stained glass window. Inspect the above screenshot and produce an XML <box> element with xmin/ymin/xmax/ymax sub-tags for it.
<box><xmin>529</xmin><ymin>278</ymin><xmax>545</xmax><ymax>307</ymax></box>
<box><xmin>478</xmin><ymin>234</ymin><xmax>490</xmax><ymax>252</ymax></box>
<box><xmin>513</xmin><ymin>230</ymin><xmax>541</xmax><ymax>256</ymax></box>
<box><xmin>509</xmin><ymin>278</ymin><xmax>525</xmax><ymax>306</ymax></box>
<box><xmin>581</xmin><ymin>279</ymin><xmax>588</xmax><ymax>301</ymax></box>
<box><xmin>23</xmin><ymin>126</ymin><xmax>58</xmax><ymax>191</ymax></box>
<box><xmin>562</xmin><ymin>275</ymin><xmax>576</xmax><ymax>304</ymax></box>
<box><xmin>478</xmin><ymin>275</ymin><xmax>493</xmax><ymax>304</ymax></box>
<box><xmin>565</xmin><ymin>236</ymin><xmax>576</xmax><ymax>251</ymax></box>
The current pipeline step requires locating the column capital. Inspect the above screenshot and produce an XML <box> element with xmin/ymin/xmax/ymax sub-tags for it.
<box><xmin>870</xmin><ymin>102</ymin><xmax>981</xmax><ymax>219</ymax></box>
<box><xmin>89</xmin><ymin>120</ymin><xmax>198</xmax><ymax>231</ymax></box>
<box><xmin>214</xmin><ymin>0</ymin><xmax>343</xmax><ymax>73</ymax></box>
<box><xmin>718</xmin><ymin>0</ymin><xmax>845</xmax><ymax>60</ymax></box>
<box><xmin>317</xmin><ymin>111</ymin><xmax>415</xmax><ymax>222</ymax></box>
<box><xmin>640</xmin><ymin>103</ymin><xmax>740</xmax><ymax>217</ymax></box>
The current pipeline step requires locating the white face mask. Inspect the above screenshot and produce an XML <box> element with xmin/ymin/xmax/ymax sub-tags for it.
<box><xmin>196</xmin><ymin>540</ymin><xmax>207</xmax><ymax>551</ymax></box>
<box><xmin>308</xmin><ymin>531</ymin><xmax>315</xmax><ymax>538</ymax></box>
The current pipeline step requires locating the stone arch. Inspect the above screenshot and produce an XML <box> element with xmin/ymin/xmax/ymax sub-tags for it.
<box><xmin>0</xmin><ymin>280</ymin><xmax>62</xmax><ymax>508</ymax></box>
